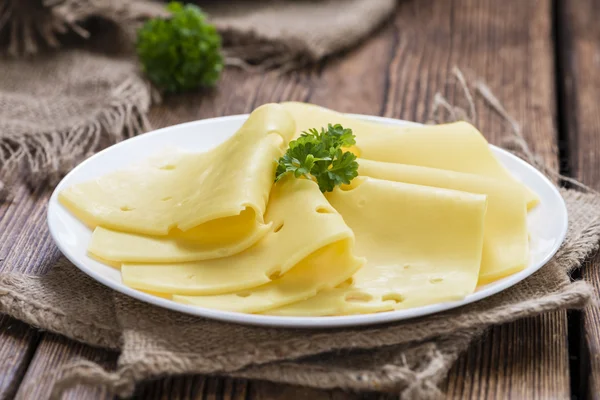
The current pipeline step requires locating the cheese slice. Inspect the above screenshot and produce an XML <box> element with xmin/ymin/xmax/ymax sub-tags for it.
<box><xmin>267</xmin><ymin>177</ymin><xmax>487</xmax><ymax>316</ymax></box>
<box><xmin>280</xmin><ymin>101</ymin><xmax>538</xmax><ymax>209</ymax></box>
<box><xmin>358</xmin><ymin>159</ymin><xmax>528</xmax><ymax>284</ymax></box>
<box><xmin>59</xmin><ymin>103</ymin><xmax>296</xmax><ymax>237</ymax></box>
<box><xmin>265</xmin><ymin>287</ymin><xmax>397</xmax><ymax>316</ymax></box>
<box><xmin>88</xmin><ymin>208</ymin><xmax>271</xmax><ymax>263</ymax></box>
<box><xmin>87</xmin><ymin>252</ymin><xmax>121</xmax><ymax>269</ymax></box>
<box><xmin>121</xmin><ymin>177</ymin><xmax>361</xmax><ymax>296</ymax></box>
<box><xmin>174</xmin><ymin>238</ymin><xmax>363</xmax><ymax>313</ymax></box>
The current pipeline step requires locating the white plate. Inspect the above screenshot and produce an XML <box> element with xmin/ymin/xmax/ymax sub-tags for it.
<box><xmin>47</xmin><ymin>114</ymin><xmax>568</xmax><ymax>328</ymax></box>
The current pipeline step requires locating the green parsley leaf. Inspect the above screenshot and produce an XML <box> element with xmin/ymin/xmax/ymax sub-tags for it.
<box><xmin>136</xmin><ymin>2</ymin><xmax>224</xmax><ymax>93</ymax></box>
<box><xmin>275</xmin><ymin>124</ymin><xmax>359</xmax><ymax>192</ymax></box>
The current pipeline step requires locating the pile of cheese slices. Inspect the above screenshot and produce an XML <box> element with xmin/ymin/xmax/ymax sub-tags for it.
<box><xmin>59</xmin><ymin>102</ymin><xmax>537</xmax><ymax>316</ymax></box>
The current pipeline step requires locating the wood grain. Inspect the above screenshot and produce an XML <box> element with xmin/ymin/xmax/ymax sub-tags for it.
<box><xmin>0</xmin><ymin>0</ymin><xmax>574</xmax><ymax>399</ymax></box>
<box><xmin>556</xmin><ymin>0</ymin><xmax>600</xmax><ymax>398</ymax></box>
<box><xmin>0</xmin><ymin>176</ymin><xmax>66</xmax><ymax>400</ymax></box>
<box><xmin>135</xmin><ymin>376</ymin><xmax>250</xmax><ymax>400</ymax></box>
<box><xmin>0</xmin><ymin>316</ymin><xmax>39</xmax><ymax>400</ymax></box>
<box><xmin>15</xmin><ymin>334</ymin><xmax>117</xmax><ymax>400</ymax></box>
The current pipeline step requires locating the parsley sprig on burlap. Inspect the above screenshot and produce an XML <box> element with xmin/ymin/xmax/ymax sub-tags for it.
<box><xmin>136</xmin><ymin>2</ymin><xmax>223</xmax><ymax>93</ymax></box>
<box><xmin>275</xmin><ymin>124</ymin><xmax>359</xmax><ymax>192</ymax></box>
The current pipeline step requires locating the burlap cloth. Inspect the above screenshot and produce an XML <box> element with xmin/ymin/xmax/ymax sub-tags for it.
<box><xmin>0</xmin><ymin>0</ymin><xmax>395</xmax><ymax>199</ymax></box>
<box><xmin>1</xmin><ymin>1</ymin><xmax>600</xmax><ymax>399</ymax></box>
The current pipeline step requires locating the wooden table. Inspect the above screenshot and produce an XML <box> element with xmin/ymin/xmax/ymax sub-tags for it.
<box><xmin>1</xmin><ymin>0</ymin><xmax>600</xmax><ymax>398</ymax></box>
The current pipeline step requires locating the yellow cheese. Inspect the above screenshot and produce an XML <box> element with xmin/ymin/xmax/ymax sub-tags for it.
<box><xmin>267</xmin><ymin>177</ymin><xmax>487</xmax><ymax>316</ymax></box>
<box><xmin>280</xmin><ymin>101</ymin><xmax>538</xmax><ymax>209</ymax></box>
<box><xmin>265</xmin><ymin>287</ymin><xmax>397</xmax><ymax>316</ymax></box>
<box><xmin>120</xmin><ymin>177</ymin><xmax>362</xmax><ymax>296</ymax></box>
<box><xmin>59</xmin><ymin>103</ymin><xmax>295</xmax><ymax>237</ymax></box>
<box><xmin>358</xmin><ymin>159</ymin><xmax>529</xmax><ymax>284</ymax></box>
<box><xmin>174</xmin><ymin>238</ymin><xmax>363</xmax><ymax>313</ymax></box>
<box><xmin>87</xmin><ymin>252</ymin><xmax>121</xmax><ymax>269</ymax></box>
<box><xmin>88</xmin><ymin>208</ymin><xmax>271</xmax><ymax>263</ymax></box>
<box><xmin>139</xmin><ymin>290</ymin><xmax>172</xmax><ymax>299</ymax></box>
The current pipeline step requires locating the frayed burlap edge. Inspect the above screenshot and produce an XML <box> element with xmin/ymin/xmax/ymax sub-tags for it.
<box><xmin>45</xmin><ymin>332</ymin><xmax>478</xmax><ymax>400</ymax></box>
<box><xmin>0</xmin><ymin>273</ymin><xmax>121</xmax><ymax>350</ymax></box>
<box><xmin>0</xmin><ymin>0</ymin><xmax>166</xmax><ymax>200</ymax></box>
<box><xmin>0</xmin><ymin>75</ymin><xmax>153</xmax><ymax>202</ymax></box>
<box><xmin>43</xmin><ymin>279</ymin><xmax>592</xmax><ymax>400</ymax></box>
<box><xmin>0</xmin><ymin>0</ymin><xmax>167</xmax><ymax>56</ymax></box>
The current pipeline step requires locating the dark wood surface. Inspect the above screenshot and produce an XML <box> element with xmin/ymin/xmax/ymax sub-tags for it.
<box><xmin>0</xmin><ymin>0</ymin><xmax>597</xmax><ymax>398</ymax></box>
<box><xmin>557</xmin><ymin>0</ymin><xmax>600</xmax><ymax>398</ymax></box>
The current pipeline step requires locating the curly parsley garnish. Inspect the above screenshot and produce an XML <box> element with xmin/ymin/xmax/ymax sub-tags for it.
<box><xmin>275</xmin><ymin>124</ymin><xmax>359</xmax><ymax>192</ymax></box>
<box><xmin>136</xmin><ymin>2</ymin><xmax>224</xmax><ymax>93</ymax></box>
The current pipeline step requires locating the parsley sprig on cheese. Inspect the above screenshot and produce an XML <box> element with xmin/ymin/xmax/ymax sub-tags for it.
<box><xmin>275</xmin><ymin>124</ymin><xmax>359</xmax><ymax>192</ymax></box>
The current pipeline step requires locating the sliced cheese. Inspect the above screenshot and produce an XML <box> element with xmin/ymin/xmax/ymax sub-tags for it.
<box><xmin>358</xmin><ymin>159</ymin><xmax>529</xmax><ymax>284</ymax></box>
<box><xmin>280</xmin><ymin>101</ymin><xmax>538</xmax><ymax>209</ymax></box>
<box><xmin>60</xmin><ymin>103</ymin><xmax>295</xmax><ymax>236</ymax></box>
<box><xmin>265</xmin><ymin>287</ymin><xmax>397</xmax><ymax>316</ymax></box>
<box><xmin>88</xmin><ymin>208</ymin><xmax>271</xmax><ymax>263</ymax></box>
<box><xmin>267</xmin><ymin>177</ymin><xmax>487</xmax><ymax>316</ymax></box>
<box><xmin>174</xmin><ymin>238</ymin><xmax>363</xmax><ymax>313</ymax></box>
<box><xmin>139</xmin><ymin>290</ymin><xmax>172</xmax><ymax>299</ymax></box>
<box><xmin>121</xmin><ymin>177</ymin><xmax>360</xmax><ymax>296</ymax></box>
<box><xmin>87</xmin><ymin>252</ymin><xmax>121</xmax><ymax>269</ymax></box>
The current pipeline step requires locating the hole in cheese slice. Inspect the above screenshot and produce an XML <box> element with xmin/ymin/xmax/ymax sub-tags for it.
<box><xmin>357</xmin><ymin>159</ymin><xmax>529</xmax><ymax>285</ymax></box>
<box><xmin>59</xmin><ymin>103</ymin><xmax>296</xmax><ymax>238</ymax></box>
<box><xmin>266</xmin><ymin>177</ymin><xmax>487</xmax><ymax>316</ymax></box>
<box><xmin>120</xmin><ymin>177</ymin><xmax>361</xmax><ymax>296</ymax></box>
<box><xmin>280</xmin><ymin>101</ymin><xmax>538</xmax><ymax>210</ymax></box>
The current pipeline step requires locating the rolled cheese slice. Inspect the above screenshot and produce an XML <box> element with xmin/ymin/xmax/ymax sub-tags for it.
<box><xmin>59</xmin><ymin>103</ymin><xmax>295</xmax><ymax>237</ymax></box>
<box><xmin>87</xmin><ymin>208</ymin><xmax>270</xmax><ymax>263</ymax></box>
<box><xmin>267</xmin><ymin>177</ymin><xmax>487</xmax><ymax>316</ymax></box>
<box><xmin>280</xmin><ymin>101</ymin><xmax>538</xmax><ymax>209</ymax></box>
<box><xmin>358</xmin><ymin>159</ymin><xmax>528</xmax><ymax>285</ymax></box>
<box><xmin>121</xmin><ymin>177</ymin><xmax>363</xmax><ymax>297</ymax></box>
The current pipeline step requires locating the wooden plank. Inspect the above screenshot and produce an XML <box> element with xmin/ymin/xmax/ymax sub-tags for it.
<box><xmin>556</xmin><ymin>0</ymin><xmax>600</xmax><ymax>398</ymax></box>
<box><xmin>248</xmin><ymin>381</ymin><xmax>369</xmax><ymax>400</ymax></box>
<box><xmin>135</xmin><ymin>376</ymin><xmax>249</xmax><ymax>400</ymax></box>
<box><xmin>0</xmin><ymin>315</ymin><xmax>39</xmax><ymax>400</ymax></box>
<box><xmin>0</xmin><ymin>184</ymin><xmax>62</xmax><ymax>275</ymax></box>
<box><xmin>15</xmin><ymin>334</ymin><xmax>117</xmax><ymax>400</ymax></box>
<box><xmin>445</xmin><ymin>313</ymin><xmax>569</xmax><ymax>398</ymax></box>
<box><xmin>0</xmin><ymin>180</ymin><xmax>64</xmax><ymax>399</ymax></box>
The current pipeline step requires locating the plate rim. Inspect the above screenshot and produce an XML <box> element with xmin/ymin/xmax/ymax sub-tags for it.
<box><xmin>47</xmin><ymin>113</ymin><xmax>569</xmax><ymax>329</ymax></box>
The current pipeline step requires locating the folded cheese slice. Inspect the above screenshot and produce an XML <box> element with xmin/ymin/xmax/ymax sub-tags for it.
<box><xmin>267</xmin><ymin>177</ymin><xmax>487</xmax><ymax>316</ymax></box>
<box><xmin>358</xmin><ymin>159</ymin><xmax>529</xmax><ymax>285</ymax></box>
<box><xmin>60</xmin><ymin>103</ymin><xmax>295</xmax><ymax>237</ymax></box>
<box><xmin>121</xmin><ymin>177</ymin><xmax>362</xmax><ymax>297</ymax></box>
<box><xmin>280</xmin><ymin>101</ymin><xmax>538</xmax><ymax>209</ymax></box>
<box><xmin>88</xmin><ymin>208</ymin><xmax>270</xmax><ymax>263</ymax></box>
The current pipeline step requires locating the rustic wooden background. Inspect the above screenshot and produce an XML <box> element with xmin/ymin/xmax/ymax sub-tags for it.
<box><xmin>1</xmin><ymin>0</ymin><xmax>600</xmax><ymax>398</ymax></box>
